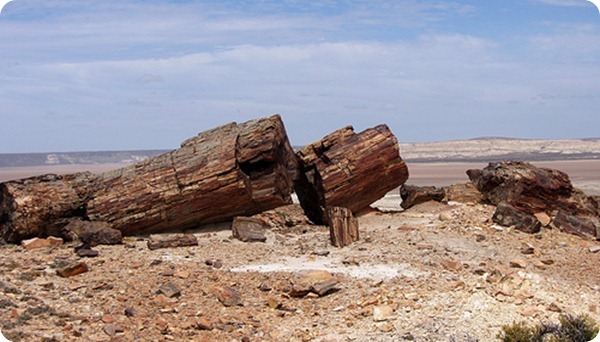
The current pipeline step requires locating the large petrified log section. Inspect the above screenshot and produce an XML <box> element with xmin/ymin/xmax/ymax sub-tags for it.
<box><xmin>467</xmin><ymin>161</ymin><xmax>599</xmax><ymax>239</ymax></box>
<box><xmin>295</xmin><ymin>125</ymin><xmax>409</xmax><ymax>224</ymax></box>
<box><xmin>0</xmin><ymin>173</ymin><xmax>95</xmax><ymax>242</ymax></box>
<box><xmin>87</xmin><ymin>115</ymin><xmax>298</xmax><ymax>235</ymax></box>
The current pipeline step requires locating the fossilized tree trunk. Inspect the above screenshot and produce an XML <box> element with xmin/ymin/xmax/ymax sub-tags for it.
<box><xmin>0</xmin><ymin>173</ymin><xmax>95</xmax><ymax>242</ymax></box>
<box><xmin>87</xmin><ymin>115</ymin><xmax>298</xmax><ymax>235</ymax></box>
<box><xmin>1</xmin><ymin>115</ymin><xmax>298</xmax><ymax>241</ymax></box>
<box><xmin>295</xmin><ymin>124</ymin><xmax>409</xmax><ymax>224</ymax></box>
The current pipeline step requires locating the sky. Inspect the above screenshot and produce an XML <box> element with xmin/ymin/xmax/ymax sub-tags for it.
<box><xmin>0</xmin><ymin>0</ymin><xmax>599</xmax><ymax>153</ymax></box>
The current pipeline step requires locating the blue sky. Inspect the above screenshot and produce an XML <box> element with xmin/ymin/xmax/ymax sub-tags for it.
<box><xmin>0</xmin><ymin>0</ymin><xmax>599</xmax><ymax>153</ymax></box>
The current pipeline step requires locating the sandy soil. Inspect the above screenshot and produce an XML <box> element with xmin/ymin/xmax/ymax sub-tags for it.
<box><xmin>1</xmin><ymin>161</ymin><xmax>599</xmax><ymax>341</ymax></box>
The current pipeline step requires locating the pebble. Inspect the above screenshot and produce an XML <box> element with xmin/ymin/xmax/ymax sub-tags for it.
<box><xmin>215</xmin><ymin>286</ymin><xmax>242</xmax><ymax>307</ymax></box>
<box><xmin>373</xmin><ymin>305</ymin><xmax>395</xmax><ymax>322</ymax></box>
<box><xmin>589</xmin><ymin>246</ymin><xmax>600</xmax><ymax>253</ymax></box>
<box><xmin>56</xmin><ymin>261</ymin><xmax>89</xmax><ymax>278</ymax></box>
<box><xmin>158</xmin><ymin>282</ymin><xmax>181</xmax><ymax>298</ymax></box>
<box><xmin>509</xmin><ymin>260</ymin><xmax>527</xmax><ymax>269</ymax></box>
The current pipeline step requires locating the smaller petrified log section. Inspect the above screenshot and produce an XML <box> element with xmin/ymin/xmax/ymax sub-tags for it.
<box><xmin>87</xmin><ymin>115</ymin><xmax>298</xmax><ymax>235</ymax></box>
<box><xmin>400</xmin><ymin>184</ymin><xmax>445</xmax><ymax>209</ymax></box>
<box><xmin>0</xmin><ymin>173</ymin><xmax>95</xmax><ymax>243</ymax></box>
<box><xmin>231</xmin><ymin>216</ymin><xmax>268</xmax><ymax>242</ymax></box>
<box><xmin>468</xmin><ymin>161</ymin><xmax>599</xmax><ymax>239</ymax></box>
<box><xmin>147</xmin><ymin>234</ymin><xmax>198</xmax><ymax>250</ymax></box>
<box><xmin>295</xmin><ymin>125</ymin><xmax>409</xmax><ymax>224</ymax></box>
<box><xmin>327</xmin><ymin>206</ymin><xmax>359</xmax><ymax>247</ymax></box>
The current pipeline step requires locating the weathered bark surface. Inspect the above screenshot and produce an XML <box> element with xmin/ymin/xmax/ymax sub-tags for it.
<box><xmin>327</xmin><ymin>206</ymin><xmax>359</xmax><ymax>247</ymax></box>
<box><xmin>444</xmin><ymin>183</ymin><xmax>484</xmax><ymax>204</ymax></box>
<box><xmin>0</xmin><ymin>173</ymin><xmax>95</xmax><ymax>243</ymax></box>
<box><xmin>295</xmin><ymin>125</ymin><xmax>409</xmax><ymax>224</ymax></box>
<box><xmin>87</xmin><ymin>115</ymin><xmax>298</xmax><ymax>235</ymax></box>
<box><xmin>400</xmin><ymin>184</ymin><xmax>445</xmax><ymax>209</ymax></box>
<box><xmin>468</xmin><ymin>161</ymin><xmax>599</xmax><ymax>239</ymax></box>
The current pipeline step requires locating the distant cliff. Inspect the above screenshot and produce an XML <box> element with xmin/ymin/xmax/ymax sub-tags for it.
<box><xmin>1</xmin><ymin>138</ymin><xmax>599</xmax><ymax>167</ymax></box>
<box><xmin>398</xmin><ymin>138</ymin><xmax>600</xmax><ymax>162</ymax></box>
<box><xmin>0</xmin><ymin>150</ymin><xmax>168</xmax><ymax>167</ymax></box>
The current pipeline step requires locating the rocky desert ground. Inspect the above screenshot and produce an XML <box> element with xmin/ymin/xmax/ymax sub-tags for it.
<box><xmin>0</xmin><ymin>138</ymin><xmax>599</xmax><ymax>341</ymax></box>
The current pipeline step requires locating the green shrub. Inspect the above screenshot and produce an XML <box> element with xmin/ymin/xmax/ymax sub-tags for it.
<box><xmin>498</xmin><ymin>314</ymin><xmax>599</xmax><ymax>342</ymax></box>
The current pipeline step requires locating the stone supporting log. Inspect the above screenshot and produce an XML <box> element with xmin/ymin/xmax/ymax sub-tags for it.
<box><xmin>295</xmin><ymin>125</ymin><xmax>409</xmax><ymax>224</ymax></box>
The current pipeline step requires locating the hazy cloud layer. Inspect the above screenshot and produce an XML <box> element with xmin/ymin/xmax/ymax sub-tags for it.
<box><xmin>0</xmin><ymin>0</ymin><xmax>599</xmax><ymax>152</ymax></box>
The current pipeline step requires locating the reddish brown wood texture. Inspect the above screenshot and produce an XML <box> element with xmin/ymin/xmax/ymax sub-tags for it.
<box><xmin>295</xmin><ymin>125</ymin><xmax>409</xmax><ymax>224</ymax></box>
<box><xmin>0</xmin><ymin>173</ymin><xmax>94</xmax><ymax>242</ymax></box>
<box><xmin>87</xmin><ymin>115</ymin><xmax>298</xmax><ymax>235</ymax></box>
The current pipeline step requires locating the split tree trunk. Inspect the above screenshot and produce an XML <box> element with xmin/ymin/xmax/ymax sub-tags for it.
<box><xmin>295</xmin><ymin>124</ymin><xmax>409</xmax><ymax>224</ymax></box>
<box><xmin>87</xmin><ymin>115</ymin><xmax>298</xmax><ymax>235</ymax></box>
<box><xmin>0</xmin><ymin>173</ymin><xmax>95</xmax><ymax>243</ymax></box>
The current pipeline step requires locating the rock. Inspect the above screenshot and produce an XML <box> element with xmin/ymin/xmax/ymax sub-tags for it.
<box><xmin>373</xmin><ymin>305</ymin><xmax>395</xmax><ymax>322</ymax></box>
<box><xmin>509</xmin><ymin>260</ymin><xmax>527</xmax><ymax>269</ymax></box>
<box><xmin>21</xmin><ymin>237</ymin><xmax>63</xmax><ymax>250</ymax></box>
<box><xmin>492</xmin><ymin>201</ymin><xmax>541</xmax><ymax>234</ymax></box>
<box><xmin>290</xmin><ymin>270</ymin><xmax>339</xmax><ymax>297</ymax></box>
<box><xmin>63</xmin><ymin>219</ymin><xmax>122</xmax><ymax>246</ymax></box>
<box><xmin>534</xmin><ymin>212</ymin><xmax>552</xmax><ymax>227</ymax></box>
<box><xmin>468</xmin><ymin>161</ymin><xmax>599</xmax><ymax>238</ymax></box>
<box><xmin>438</xmin><ymin>212</ymin><xmax>453</xmax><ymax>222</ymax></box>
<box><xmin>589</xmin><ymin>245</ymin><xmax>600</xmax><ymax>253</ymax></box>
<box><xmin>158</xmin><ymin>282</ymin><xmax>181</xmax><ymax>298</ymax></box>
<box><xmin>147</xmin><ymin>234</ymin><xmax>198</xmax><ymax>250</ymax></box>
<box><xmin>443</xmin><ymin>183</ymin><xmax>484</xmax><ymax>204</ymax></box>
<box><xmin>196</xmin><ymin>317</ymin><xmax>213</xmax><ymax>331</ymax></box>
<box><xmin>440</xmin><ymin>258</ymin><xmax>462</xmax><ymax>271</ymax></box>
<box><xmin>124</xmin><ymin>307</ymin><xmax>136</xmax><ymax>317</ymax></box>
<box><xmin>520</xmin><ymin>243</ymin><xmax>535</xmax><ymax>255</ymax></box>
<box><xmin>215</xmin><ymin>286</ymin><xmax>242</xmax><ymax>307</ymax></box>
<box><xmin>231</xmin><ymin>217</ymin><xmax>268</xmax><ymax>242</ymax></box>
<box><xmin>400</xmin><ymin>184</ymin><xmax>445</xmax><ymax>209</ymax></box>
<box><xmin>56</xmin><ymin>261</ymin><xmax>89</xmax><ymax>277</ymax></box>
<box><xmin>74</xmin><ymin>245</ymin><xmax>99</xmax><ymax>257</ymax></box>
<box><xmin>551</xmin><ymin>210</ymin><xmax>597</xmax><ymax>239</ymax></box>
<box><xmin>103</xmin><ymin>324</ymin><xmax>117</xmax><ymax>337</ymax></box>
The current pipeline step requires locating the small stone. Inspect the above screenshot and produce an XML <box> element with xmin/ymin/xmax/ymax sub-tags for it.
<box><xmin>540</xmin><ymin>259</ymin><xmax>555</xmax><ymax>265</ymax></box>
<box><xmin>373</xmin><ymin>305</ymin><xmax>395</xmax><ymax>322</ymax></box>
<box><xmin>175</xmin><ymin>270</ymin><xmax>190</xmax><ymax>279</ymax></box>
<box><xmin>547</xmin><ymin>302</ymin><xmax>562</xmax><ymax>313</ymax></box>
<box><xmin>589</xmin><ymin>246</ymin><xmax>600</xmax><ymax>253</ymax></box>
<box><xmin>196</xmin><ymin>317</ymin><xmax>213</xmax><ymax>331</ymax></box>
<box><xmin>438</xmin><ymin>212</ymin><xmax>452</xmax><ymax>222</ymax></box>
<box><xmin>475</xmin><ymin>235</ymin><xmax>486</xmax><ymax>242</ymax></box>
<box><xmin>75</xmin><ymin>247</ymin><xmax>99</xmax><ymax>258</ymax></box>
<box><xmin>520</xmin><ymin>243</ymin><xmax>535</xmax><ymax>255</ymax></box>
<box><xmin>267</xmin><ymin>297</ymin><xmax>281</xmax><ymax>309</ymax></box>
<box><xmin>441</xmin><ymin>258</ymin><xmax>462</xmax><ymax>271</ymax></box>
<box><xmin>103</xmin><ymin>324</ymin><xmax>116</xmax><ymax>337</ymax></box>
<box><xmin>258</xmin><ymin>283</ymin><xmax>272</xmax><ymax>292</ymax></box>
<box><xmin>215</xmin><ymin>286</ymin><xmax>242</xmax><ymax>307</ymax></box>
<box><xmin>509</xmin><ymin>260</ymin><xmax>527</xmax><ymax>269</ymax></box>
<box><xmin>101</xmin><ymin>314</ymin><xmax>113</xmax><ymax>323</ymax></box>
<box><xmin>231</xmin><ymin>217</ymin><xmax>268</xmax><ymax>242</ymax></box>
<box><xmin>158</xmin><ymin>283</ymin><xmax>181</xmax><ymax>298</ymax></box>
<box><xmin>56</xmin><ymin>261</ymin><xmax>89</xmax><ymax>278</ymax></box>
<box><xmin>534</xmin><ymin>212</ymin><xmax>552</xmax><ymax>227</ymax></box>
<box><xmin>377</xmin><ymin>323</ymin><xmax>395</xmax><ymax>332</ymax></box>
<box><xmin>124</xmin><ymin>307</ymin><xmax>135</xmax><ymax>317</ymax></box>
<box><xmin>22</xmin><ymin>237</ymin><xmax>63</xmax><ymax>250</ymax></box>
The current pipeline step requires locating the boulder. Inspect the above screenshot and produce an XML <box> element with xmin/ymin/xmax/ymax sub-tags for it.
<box><xmin>468</xmin><ymin>161</ymin><xmax>598</xmax><ymax>238</ymax></box>
<box><xmin>492</xmin><ymin>201</ymin><xmax>541</xmax><ymax>234</ymax></box>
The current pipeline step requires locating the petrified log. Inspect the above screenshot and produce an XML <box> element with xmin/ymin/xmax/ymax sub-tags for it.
<box><xmin>87</xmin><ymin>115</ymin><xmax>298</xmax><ymax>235</ymax></box>
<box><xmin>231</xmin><ymin>216</ymin><xmax>268</xmax><ymax>242</ymax></box>
<box><xmin>468</xmin><ymin>161</ymin><xmax>599</xmax><ymax>239</ymax></box>
<box><xmin>0</xmin><ymin>173</ymin><xmax>95</xmax><ymax>243</ymax></box>
<box><xmin>147</xmin><ymin>234</ymin><xmax>198</xmax><ymax>250</ymax></box>
<box><xmin>400</xmin><ymin>184</ymin><xmax>445</xmax><ymax>209</ymax></box>
<box><xmin>326</xmin><ymin>206</ymin><xmax>359</xmax><ymax>247</ymax></box>
<box><xmin>295</xmin><ymin>125</ymin><xmax>409</xmax><ymax>224</ymax></box>
<box><xmin>492</xmin><ymin>201</ymin><xmax>541</xmax><ymax>234</ymax></box>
